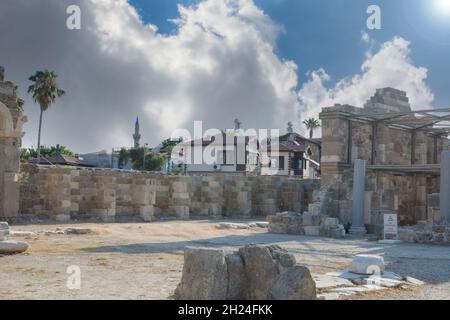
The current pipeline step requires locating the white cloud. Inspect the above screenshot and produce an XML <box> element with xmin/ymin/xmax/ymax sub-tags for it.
<box><xmin>0</xmin><ymin>0</ymin><xmax>299</xmax><ymax>153</ymax></box>
<box><xmin>298</xmin><ymin>36</ymin><xmax>435</xmax><ymax>123</ymax></box>
<box><xmin>0</xmin><ymin>0</ymin><xmax>436</xmax><ymax>151</ymax></box>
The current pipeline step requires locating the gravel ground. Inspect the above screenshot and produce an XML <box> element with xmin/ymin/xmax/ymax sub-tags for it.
<box><xmin>0</xmin><ymin>220</ymin><xmax>449</xmax><ymax>300</ymax></box>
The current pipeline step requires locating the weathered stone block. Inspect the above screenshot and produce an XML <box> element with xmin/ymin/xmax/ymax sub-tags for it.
<box><xmin>174</xmin><ymin>247</ymin><xmax>228</xmax><ymax>300</ymax></box>
<box><xmin>268</xmin><ymin>266</ymin><xmax>316</xmax><ymax>300</ymax></box>
<box><xmin>349</xmin><ymin>255</ymin><xmax>385</xmax><ymax>275</ymax></box>
<box><xmin>304</xmin><ymin>226</ymin><xmax>320</xmax><ymax>237</ymax></box>
<box><xmin>323</xmin><ymin>217</ymin><xmax>339</xmax><ymax>229</ymax></box>
<box><xmin>238</xmin><ymin>245</ymin><xmax>295</xmax><ymax>300</ymax></box>
<box><xmin>302</xmin><ymin>212</ymin><xmax>313</xmax><ymax>226</ymax></box>
<box><xmin>308</xmin><ymin>203</ymin><xmax>321</xmax><ymax>216</ymax></box>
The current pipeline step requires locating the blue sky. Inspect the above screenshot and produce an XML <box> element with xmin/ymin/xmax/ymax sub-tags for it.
<box><xmin>129</xmin><ymin>0</ymin><xmax>450</xmax><ymax>106</ymax></box>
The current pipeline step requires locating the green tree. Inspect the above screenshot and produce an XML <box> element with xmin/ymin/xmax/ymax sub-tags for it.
<box><xmin>161</xmin><ymin>138</ymin><xmax>183</xmax><ymax>153</ymax></box>
<box><xmin>161</xmin><ymin>137</ymin><xmax>183</xmax><ymax>173</ymax></box>
<box><xmin>170</xmin><ymin>167</ymin><xmax>185</xmax><ymax>176</ymax></box>
<box><xmin>118</xmin><ymin>148</ymin><xmax>131</xmax><ymax>168</ymax></box>
<box><xmin>21</xmin><ymin>145</ymin><xmax>75</xmax><ymax>162</ymax></box>
<box><xmin>142</xmin><ymin>151</ymin><xmax>164</xmax><ymax>172</ymax></box>
<box><xmin>303</xmin><ymin>118</ymin><xmax>321</xmax><ymax>139</ymax></box>
<box><xmin>119</xmin><ymin>147</ymin><xmax>164</xmax><ymax>171</ymax></box>
<box><xmin>28</xmin><ymin>70</ymin><xmax>65</xmax><ymax>159</ymax></box>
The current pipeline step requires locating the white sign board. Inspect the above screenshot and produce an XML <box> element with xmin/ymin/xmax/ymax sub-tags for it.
<box><xmin>384</xmin><ymin>213</ymin><xmax>398</xmax><ymax>240</ymax></box>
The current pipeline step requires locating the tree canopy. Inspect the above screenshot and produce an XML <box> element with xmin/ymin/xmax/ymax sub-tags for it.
<box><xmin>303</xmin><ymin>118</ymin><xmax>321</xmax><ymax>139</ymax></box>
<box><xmin>21</xmin><ymin>145</ymin><xmax>75</xmax><ymax>162</ymax></box>
<box><xmin>118</xmin><ymin>147</ymin><xmax>164</xmax><ymax>171</ymax></box>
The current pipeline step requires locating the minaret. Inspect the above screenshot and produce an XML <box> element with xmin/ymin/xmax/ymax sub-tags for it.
<box><xmin>133</xmin><ymin>117</ymin><xmax>141</xmax><ymax>148</ymax></box>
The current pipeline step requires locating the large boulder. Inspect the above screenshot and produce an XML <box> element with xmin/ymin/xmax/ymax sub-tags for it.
<box><xmin>269</xmin><ymin>266</ymin><xmax>316</xmax><ymax>300</ymax></box>
<box><xmin>0</xmin><ymin>240</ymin><xmax>30</xmax><ymax>254</ymax></box>
<box><xmin>238</xmin><ymin>245</ymin><xmax>296</xmax><ymax>300</ymax></box>
<box><xmin>174</xmin><ymin>245</ymin><xmax>316</xmax><ymax>300</ymax></box>
<box><xmin>174</xmin><ymin>247</ymin><xmax>228</xmax><ymax>300</ymax></box>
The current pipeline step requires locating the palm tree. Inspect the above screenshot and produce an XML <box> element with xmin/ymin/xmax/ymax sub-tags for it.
<box><xmin>303</xmin><ymin>118</ymin><xmax>321</xmax><ymax>139</ymax></box>
<box><xmin>28</xmin><ymin>70</ymin><xmax>65</xmax><ymax>160</ymax></box>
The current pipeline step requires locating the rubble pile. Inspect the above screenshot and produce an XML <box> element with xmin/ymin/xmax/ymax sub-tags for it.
<box><xmin>268</xmin><ymin>207</ymin><xmax>345</xmax><ymax>239</ymax></box>
<box><xmin>399</xmin><ymin>220</ymin><xmax>450</xmax><ymax>244</ymax></box>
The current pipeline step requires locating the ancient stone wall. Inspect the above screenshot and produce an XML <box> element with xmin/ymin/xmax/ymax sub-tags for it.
<box><xmin>17</xmin><ymin>164</ymin><xmax>320</xmax><ymax>222</ymax></box>
<box><xmin>0</xmin><ymin>66</ymin><xmax>27</xmax><ymax>219</ymax></box>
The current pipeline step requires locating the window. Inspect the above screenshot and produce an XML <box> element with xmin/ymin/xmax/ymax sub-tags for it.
<box><xmin>279</xmin><ymin>156</ymin><xmax>285</xmax><ymax>170</ymax></box>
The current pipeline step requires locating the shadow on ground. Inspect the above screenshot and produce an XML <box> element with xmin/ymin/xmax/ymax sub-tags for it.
<box><xmin>81</xmin><ymin>231</ymin><xmax>450</xmax><ymax>283</ymax></box>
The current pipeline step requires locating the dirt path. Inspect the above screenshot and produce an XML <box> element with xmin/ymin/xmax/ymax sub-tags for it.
<box><xmin>1</xmin><ymin>221</ymin><xmax>449</xmax><ymax>300</ymax></box>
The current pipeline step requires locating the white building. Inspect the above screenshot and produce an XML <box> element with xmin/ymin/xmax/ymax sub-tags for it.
<box><xmin>180</xmin><ymin>133</ymin><xmax>259</xmax><ymax>175</ymax></box>
<box><xmin>260</xmin><ymin>132</ymin><xmax>321</xmax><ymax>178</ymax></box>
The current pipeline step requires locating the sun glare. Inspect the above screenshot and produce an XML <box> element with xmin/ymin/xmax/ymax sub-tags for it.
<box><xmin>435</xmin><ymin>0</ymin><xmax>450</xmax><ymax>14</ymax></box>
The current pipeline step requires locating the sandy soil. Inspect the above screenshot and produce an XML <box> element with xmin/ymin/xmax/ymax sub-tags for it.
<box><xmin>0</xmin><ymin>220</ymin><xmax>449</xmax><ymax>300</ymax></box>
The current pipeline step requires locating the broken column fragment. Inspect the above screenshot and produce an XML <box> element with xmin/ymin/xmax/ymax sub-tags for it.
<box><xmin>0</xmin><ymin>222</ymin><xmax>30</xmax><ymax>254</ymax></box>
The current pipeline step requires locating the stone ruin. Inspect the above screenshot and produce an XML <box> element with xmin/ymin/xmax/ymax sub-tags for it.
<box><xmin>399</xmin><ymin>219</ymin><xmax>450</xmax><ymax>244</ymax></box>
<box><xmin>320</xmin><ymin>88</ymin><xmax>450</xmax><ymax>241</ymax></box>
<box><xmin>0</xmin><ymin>221</ymin><xmax>29</xmax><ymax>254</ymax></box>
<box><xmin>0</xmin><ymin>66</ymin><xmax>27</xmax><ymax>220</ymax></box>
<box><xmin>174</xmin><ymin>245</ymin><xmax>316</xmax><ymax>300</ymax></box>
<box><xmin>364</xmin><ymin>87</ymin><xmax>412</xmax><ymax>113</ymax></box>
<box><xmin>267</xmin><ymin>187</ymin><xmax>345</xmax><ymax>238</ymax></box>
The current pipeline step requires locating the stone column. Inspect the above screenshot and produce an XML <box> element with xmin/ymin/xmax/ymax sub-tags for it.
<box><xmin>350</xmin><ymin>159</ymin><xmax>367</xmax><ymax>235</ymax></box>
<box><xmin>440</xmin><ymin>151</ymin><xmax>450</xmax><ymax>223</ymax></box>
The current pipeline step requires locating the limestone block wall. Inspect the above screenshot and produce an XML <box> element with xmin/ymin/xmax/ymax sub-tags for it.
<box><xmin>366</xmin><ymin>172</ymin><xmax>439</xmax><ymax>227</ymax></box>
<box><xmin>223</xmin><ymin>176</ymin><xmax>252</xmax><ymax>218</ymax></box>
<box><xmin>18</xmin><ymin>165</ymin><xmax>320</xmax><ymax>222</ymax></box>
<box><xmin>427</xmin><ymin>193</ymin><xmax>441</xmax><ymax>221</ymax></box>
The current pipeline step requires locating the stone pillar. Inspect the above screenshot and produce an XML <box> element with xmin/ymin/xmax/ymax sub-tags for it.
<box><xmin>350</xmin><ymin>159</ymin><xmax>367</xmax><ymax>235</ymax></box>
<box><xmin>440</xmin><ymin>151</ymin><xmax>450</xmax><ymax>223</ymax></box>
